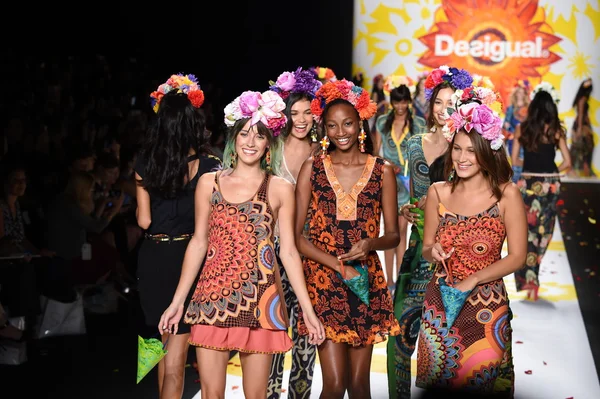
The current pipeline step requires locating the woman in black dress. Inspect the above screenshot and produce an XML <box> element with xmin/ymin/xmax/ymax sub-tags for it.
<box><xmin>135</xmin><ymin>74</ymin><xmax>221</xmax><ymax>399</ymax></box>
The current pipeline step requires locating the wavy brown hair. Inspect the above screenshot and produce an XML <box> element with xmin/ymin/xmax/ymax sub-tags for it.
<box><xmin>444</xmin><ymin>129</ymin><xmax>513</xmax><ymax>200</ymax></box>
<box><xmin>426</xmin><ymin>81</ymin><xmax>454</xmax><ymax>130</ymax></box>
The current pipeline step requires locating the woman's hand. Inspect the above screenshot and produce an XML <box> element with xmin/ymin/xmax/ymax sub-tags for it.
<box><xmin>453</xmin><ymin>275</ymin><xmax>478</xmax><ymax>293</ymax></box>
<box><xmin>158</xmin><ymin>303</ymin><xmax>184</xmax><ymax>335</ymax></box>
<box><xmin>431</xmin><ymin>242</ymin><xmax>454</xmax><ymax>262</ymax></box>
<box><xmin>302</xmin><ymin>309</ymin><xmax>325</xmax><ymax>346</ymax></box>
<box><xmin>337</xmin><ymin>239</ymin><xmax>372</xmax><ymax>262</ymax></box>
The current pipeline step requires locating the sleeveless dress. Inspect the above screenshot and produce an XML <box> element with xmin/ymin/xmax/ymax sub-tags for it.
<box><xmin>135</xmin><ymin>153</ymin><xmax>221</xmax><ymax>333</ymax></box>
<box><xmin>416</xmin><ymin>190</ymin><xmax>514</xmax><ymax>396</ymax></box>
<box><xmin>376</xmin><ymin>113</ymin><xmax>427</xmax><ymax>211</ymax></box>
<box><xmin>297</xmin><ymin>155</ymin><xmax>399</xmax><ymax>346</ymax></box>
<box><xmin>185</xmin><ymin>172</ymin><xmax>292</xmax><ymax>354</ymax></box>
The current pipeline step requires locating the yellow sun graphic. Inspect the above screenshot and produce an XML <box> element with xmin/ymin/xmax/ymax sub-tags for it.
<box><xmin>417</xmin><ymin>0</ymin><xmax>562</xmax><ymax>103</ymax></box>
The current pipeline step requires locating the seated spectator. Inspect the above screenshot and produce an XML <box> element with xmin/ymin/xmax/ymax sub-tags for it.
<box><xmin>45</xmin><ymin>170</ymin><xmax>130</xmax><ymax>286</ymax></box>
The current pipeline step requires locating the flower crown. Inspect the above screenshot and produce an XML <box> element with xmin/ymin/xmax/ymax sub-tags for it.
<box><xmin>312</xmin><ymin>66</ymin><xmax>337</xmax><ymax>83</ymax></box>
<box><xmin>530</xmin><ymin>81</ymin><xmax>560</xmax><ymax>103</ymax></box>
<box><xmin>424</xmin><ymin>65</ymin><xmax>473</xmax><ymax>102</ymax></box>
<box><xmin>310</xmin><ymin>79</ymin><xmax>377</xmax><ymax>122</ymax></box>
<box><xmin>383</xmin><ymin>75</ymin><xmax>416</xmax><ymax>96</ymax></box>
<box><xmin>443</xmin><ymin>85</ymin><xmax>504</xmax><ymax>151</ymax></box>
<box><xmin>224</xmin><ymin>90</ymin><xmax>287</xmax><ymax>137</ymax></box>
<box><xmin>149</xmin><ymin>73</ymin><xmax>205</xmax><ymax>113</ymax></box>
<box><xmin>268</xmin><ymin>67</ymin><xmax>322</xmax><ymax>100</ymax></box>
<box><xmin>471</xmin><ymin>74</ymin><xmax>496</xmax><ymax>90</ymax></box>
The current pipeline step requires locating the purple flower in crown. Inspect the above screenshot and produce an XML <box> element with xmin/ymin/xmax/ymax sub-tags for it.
<box><xmin>449</xmin><ymin>68</ymin><xmax>474</xmax><ymax>91</ymax></box>
<box><xmin>269</xmin><ymin>67</ymin><xmax>322</xmax><ymax>100</ymax></box>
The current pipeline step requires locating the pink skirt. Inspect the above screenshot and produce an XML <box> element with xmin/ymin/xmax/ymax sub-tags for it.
<box><xmin>189</xmin><ymin>325</ymin><xmax>292</xmax><ymax>354</ymax></box>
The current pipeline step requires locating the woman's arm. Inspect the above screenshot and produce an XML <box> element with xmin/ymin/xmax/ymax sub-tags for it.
<box><xmin>422</xmin><ymin>183</ymin><xmax>444</xmax><ymax>263</ymax></box>
<box><xmin>456</xmin><ymin>184</ymin><xmax>527</xmax><ymax>291</ymax></box>
<box><xmin>135</xmin><ymin>172</ymin><xmax>151</xmax><ymax>230</ymax></box>
<box><xmin>294</xmin><ymin>158</ymin><xmax>342</xmax><ymax>273</ymax></box>
<box><xmin>556</xmin><ymin>135</ymin><xmax>572</xmax><ymax>173</ymax></box>
<box><xmin>373</xmin><ymin>128</ymin><xmax>383</xmax><ymax>156</ymax></box>
<box><xmin>339</xmin><ymin>161</ymin><xmax>399</xmax><ymax>261</ymax></box>
<box><xmin>511</xmin><ymin>125</ymin><xmax>523</xmax><ymax>167</ymax></box>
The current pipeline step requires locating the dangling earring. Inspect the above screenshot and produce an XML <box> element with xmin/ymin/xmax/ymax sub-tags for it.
<box><xmin>358</xmin><ymin>124</ymin><xmax>367</xmax><ymax>153</ymax></box>
<box><xmin>230</xmin><ymin>151</ymin><xmax>237</xmax><ymax>169</ymax></box>
<box><xmin>320</xmin><ymin>136</ymin><xmax>330</xmax><ymax>159</ymax></box>
<box><xmin>265</xmin><ymin>148</ymin><xmax>272</xmax><ymax>172</ymax></box>
<box><xmin>448</xmin><ymin>167</ymin><xmax>455</xmax><ymax>182</ymax></box>
<box><xmin>310</xmin><ymin>123</ymin><xmax>318</xmax><ymax>143</ymax></box>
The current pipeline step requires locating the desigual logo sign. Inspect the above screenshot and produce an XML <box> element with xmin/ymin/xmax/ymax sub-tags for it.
<box><xmin>418</xmin><ymin>0</ymin><xmax>561</xmax><ymax>102</ymax></box>
<box><xmin>434</xmin><ymin>35</ymin><xmax>548</xmax><ymax>63</ymax></box>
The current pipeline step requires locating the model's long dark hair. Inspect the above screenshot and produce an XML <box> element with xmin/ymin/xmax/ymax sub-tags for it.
<box><xmin>139</xmin><ymin>91</ymin><xmax>210</xmax><ymax>198</ymax></box>
<box><xmin>572</xmin><ymin>78</ymin><xmax>593</xmax><ymax>108</ymax></box>
<box><xmin>383</xmin><ymin>85</ymin><xmax>414</xmax><ymax>135</ymax></box>
<box><xmin>321</xmin><ymin>98</ymin><xmax>374</xmax><ymax>155</ymax></box>
<box><xmin>520</xmin><ymin>90</ymin><xmax>565</xmax><ymax>152</ymax></box>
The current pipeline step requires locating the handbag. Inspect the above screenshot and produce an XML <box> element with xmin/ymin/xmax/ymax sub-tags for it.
<box><xmin>34</xmin><ymin>293</ymin><xmax>87</xmax><ymax>339</ymax></box>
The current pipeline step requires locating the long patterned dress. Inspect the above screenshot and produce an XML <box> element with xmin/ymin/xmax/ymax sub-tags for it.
<box><xmin>416</xmin><ymin>194</ymin><xmax>514</xmax><ymax>396</ymax></box>
<box><xmin>185</xmin><ymin>173</ymin><xmax>291</xmax><ymax>353</ymax></box>
<box><xmin>387</xmin><ymin>134</ymin><xmax>439</xmax><ymax>399</ymax></box>
<box><xmin>297</xmin><ymin>155</ymin><xmax>399</xmax><ymax>345</ymax></box>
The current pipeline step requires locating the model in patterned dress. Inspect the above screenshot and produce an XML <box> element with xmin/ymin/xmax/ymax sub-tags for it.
<box><xmin>159</xmin><ymin>89</ymin><xmax>325</xmax><ymax>398</ymax></box>
<box><xmin>569</xmin><ymin>78</ymin><xmax>595</xmax><ymax>177</ymax></box>
<box><xmin>373</xmin><ymin>77</ymin><xmax>428</xmax><ymax>292</ymax></box>
<box><xmin>266</xmin><ymin>67</ymin><xmax>321</xmax><ymax>399</ymax></box>
<box><xmin>416</xmin><ymin>95</ymin><xmax>527</xmax><ymax>397</ymax></box>
<box><xmin>295</xmin><ymin>80</ymin><xmax>400</xmax><ymax>398</ymax></box>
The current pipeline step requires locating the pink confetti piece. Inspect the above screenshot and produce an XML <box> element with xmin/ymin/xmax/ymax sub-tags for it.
<box><xmin>524</xmin><ymin>370</ymin><xmax>532</xmax><ymax>374</ymax></box>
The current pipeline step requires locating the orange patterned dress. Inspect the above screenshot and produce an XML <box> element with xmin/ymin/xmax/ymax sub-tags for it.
<box><xmin>185</xmin><ymin>172</ymin><xmax>291</xmax><ymax>353</ymax></box>
<box><xmin>298</xmin><ymin>155</ymin><xmax>399</xmax><ymax>346</ymax></box>
<box><xmin>416</xmin><ymin>193</ymin><xmax>514</xmax><ymax>396</ymax></box>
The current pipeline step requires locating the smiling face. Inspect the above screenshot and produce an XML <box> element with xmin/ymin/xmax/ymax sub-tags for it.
<box><xmin>289</xmin><ymin>99</ymin><xmax>314</xmax><ymax>140</ymax></box>
<box><xmin>392</xmin><ymin>99</ymin><xmax>410</xmax><ymax>116</ymax></box>
<box><xmin>451</xmin><ymin>131</ymin><xmax>481</xmax><ymax>179</ymax></box>
<box><xmin>324</xmin><ymin>102</ymin><xmax>361</xmax><ymax>152</ymax></box>
<box><xmin>235</xmin><ymin>120</ymin><xmax>269</xmax><ymax>166</ymax></box>
<box><xmin>432</xmin><ymin>87</ymin><xmax>455</xmax><ymax>127</ymax></box>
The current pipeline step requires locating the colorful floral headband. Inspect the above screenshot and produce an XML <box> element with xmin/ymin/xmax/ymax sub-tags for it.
<box><xmin>310</xmin><ymin>79</ymin><xmax>377</xmax><ymax>122</ymax></box>
<box><xmin>530</xmin><ymin>81</ymin><xmax>560</xmax><ymax>104</ymax></box>
<box><xmin>224</xmin><ymin>90</ymin><xmax>287</xmax><ymax>137</ymax></box>
<box><xmin>383</xmin><ymin>75</ymin><xmax>416</xmax><ymax>96</ymax></box>
<box><xmin>451</xmin><ymin>86</ymin><xmax>504</xmax><ymax>115</ymax></box>
<box><xmin>149</xmin><ymin>73</ymin><xmax>205</xmax><ymax>113</ymax></box>
<box><xmin>471</xmin><ymin>74</ymin><xmax>496</xmax><ymax>90</ymax></box>
<box><xmin>312</xmin><ymin>66</ymin><xmax>337</xmax><ymax>83</ymax></box>
<box><xmin>443</xmin><ymin>86</ymin><xmax>504</xmax><ymax>151</ymax></box>
<box><xmin>268</xmin><ymin>67</ymin><xmax>322</xmax><ymax>100</ymax></box>
<box><xmin>424</xmin><ymin>65</ymin><xmax>473</xmax><ymax>102</ymax></box>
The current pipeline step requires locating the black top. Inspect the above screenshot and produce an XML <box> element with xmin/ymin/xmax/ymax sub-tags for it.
<box><xmin>523</xmin><ymin>143</ymin><xmax>558</xmax><ymax>173</ymax></box>
<box><xmin>135</xmin><ymin>153</ymin><xmax>221</xmax><ymax>235</ymax></box>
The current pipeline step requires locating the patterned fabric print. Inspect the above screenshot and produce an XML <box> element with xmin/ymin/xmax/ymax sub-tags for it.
<box><xmin>514</xmin><ymin>175</ymin><xmax>560</xmax><ymax>292</ymax></box>
<box><xmin>570</xmin><ymin>101</ymin><xmax>595</xmax><ymax>176</ymax></box>
<box><xmin>185</xmin><ymin>174</ymin><xmax>289</xmax><ymax>330</ymax></box>
<box><xmin>387</xmin><ymin>133</ymin><xmax>433</xmax><ymax>398</ymax></box>
<box><xmin>267</xmin><ymin>239</ymin><xmax>316</xmax><ymax>399</ymax></box>
<box><xmin>416</xmin><ymin>203</ymin><xmax>514</xmax><ymax>396</ymax></box>
<box><xmin>0</xmin><ymin>200</ymin><xmax>25</xmax><ymax>243</ymax></box>
<box><xmin>376</xmin><ymin>115</ymin><xmax>427</xmax><ymax>210</ymax></box>
<box><xmin>297</xmin><ymin>155</ymin><xmax>400</xmax><ymax>346</ymax></box>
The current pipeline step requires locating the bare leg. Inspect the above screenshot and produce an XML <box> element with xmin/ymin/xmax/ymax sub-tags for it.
<box><xmin>317</xmin><ymin>340</ymin><xmax>349</xmax><ymax>399</ymax></box>
<box><xmin>195</xmin><ymin>347</ymin><xmax>230</xmax><ymax>399</ymax></box>
<box><xmin>239</xmin><ymin>352</ymin><xmax>274</xmax><ymax>399</ymax></box>
<box><xmin>347</xmin><ymin>344</ymin><xmax>374</xmax><ymax>399</ymax></box>
<box><xmin>384</xmin><ymin>248</ymin><xmax>396</xmax><ymax>289</ymax></box>
<box><xmin>157</xmin><ymin>332</ymin><xmax>190</xmax><ymax>399</ymax></box>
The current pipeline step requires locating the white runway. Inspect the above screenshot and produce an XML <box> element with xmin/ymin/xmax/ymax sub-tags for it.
<box><xmin>193</xmin><ymin>221</ymin><xmax>600</xmax><ymax>398</ymax></box>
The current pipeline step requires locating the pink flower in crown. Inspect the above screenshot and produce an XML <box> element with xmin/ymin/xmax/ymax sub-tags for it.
<box><xmin>454</xmin><ymin>102</ymin><xmax>478</xmax><ymax>132</ymax></box>
<box><xmin>276</xmin><ymin>72</ymin><xmax>296</xmax><ymax>92</ymax></box>
<box><xmin>449</xmin><ymin>111</ymin><xmax>465</xmax><ymax>133</ymax></box>
<box><xmin>346</xmin><ymin>91</ymin><xmax>359</xmax><ymax>105</ymax></box>
<box><xmin>470</xmin><ymin>105</ymin><xmax>502</xmax><ymax>141</ymax></box>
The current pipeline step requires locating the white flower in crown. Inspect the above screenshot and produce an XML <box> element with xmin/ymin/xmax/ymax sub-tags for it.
<box><xmin>530</xmin><ymin>81</ymin><xmax>560</xmax><ymax>104</ymax></box>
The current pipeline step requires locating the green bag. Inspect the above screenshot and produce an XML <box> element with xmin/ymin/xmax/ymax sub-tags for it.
<box><xmin>137</xmin><ymin>335</ymin><xmax>168</xmax><ymax>384</ymax></box>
